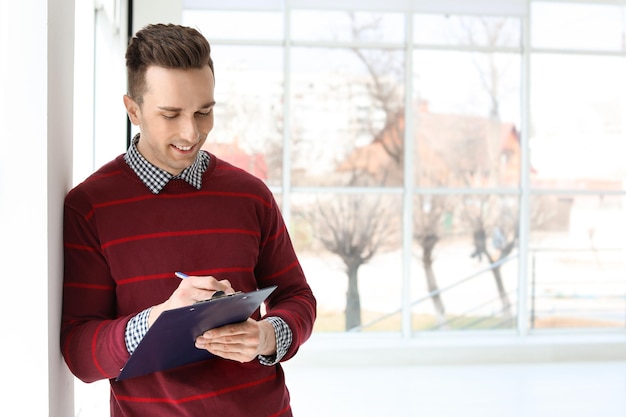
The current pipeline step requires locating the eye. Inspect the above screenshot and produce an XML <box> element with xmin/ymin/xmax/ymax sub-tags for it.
<box><xmin>162</xmin><ymin>113</ymin><xmax>179</xmax><ymax>120</ymax></box>
<box><xmin>196</xmin><ymin>109</ymin><xmax>213</xmax><ymax>117</ymax></box>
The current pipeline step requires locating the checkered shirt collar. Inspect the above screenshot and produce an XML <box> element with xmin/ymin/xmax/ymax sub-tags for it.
<box><xmin>124</xmin><ymin>134</ymin><xmax>209</xmax><ymax>194</ymax></box>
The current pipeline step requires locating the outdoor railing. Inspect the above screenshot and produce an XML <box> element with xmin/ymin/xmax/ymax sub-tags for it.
<box><xmin>350</xmin><ymin>247</ymin><xmax>625</xmax><ymax>332</ymax></box>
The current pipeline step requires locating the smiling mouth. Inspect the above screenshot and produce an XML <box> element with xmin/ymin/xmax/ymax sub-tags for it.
<box><xmin>173</xmin><ymin>144</ymin><xmax>194</xmax><ymax>151</ymax></box>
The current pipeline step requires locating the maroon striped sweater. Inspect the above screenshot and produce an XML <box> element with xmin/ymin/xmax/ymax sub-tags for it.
<box><xmin>61</xmin><ymin>153</ymin><xmax>316</xmax><ymax>417</ymax></box>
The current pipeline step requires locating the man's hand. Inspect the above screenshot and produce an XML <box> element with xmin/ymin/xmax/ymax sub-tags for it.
<box><xmin>195</xmin><ymin>318</ymin><xmax>277</xmax><ymax>363</ymax></box>
<box><xmin>148</xmin><ymin>275</ymin><xmax>234</xmax><ymax>327</ymax></box>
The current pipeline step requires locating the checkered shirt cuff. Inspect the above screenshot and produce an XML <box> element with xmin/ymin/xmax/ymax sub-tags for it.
<box><xmin>125</xmin><ymin>307</ymin><xmax>151</xmax><ymax>354</ymax></box>
<box><xmin>259</xmin><ymin>316</ymin><xmax>292</xmax><ymax>366</ymax></box>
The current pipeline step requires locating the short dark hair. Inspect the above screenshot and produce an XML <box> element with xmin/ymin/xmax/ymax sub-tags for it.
<box><xmin>125</xmin><ymin>23</ymin><xmax>214</xmax><ymax>104</ymax></box>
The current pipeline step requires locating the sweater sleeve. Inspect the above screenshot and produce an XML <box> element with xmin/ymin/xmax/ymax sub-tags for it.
<box><xmin>255</xmin><ymin>196</ymin><xmax>317</xmax><ymax>362</ymax></box>
<box><xmin>60</xmin><ymin>198</ymin><xmax>131</xmax><ymax>383</ymax></box>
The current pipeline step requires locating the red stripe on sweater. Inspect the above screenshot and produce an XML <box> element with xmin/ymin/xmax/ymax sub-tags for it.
<box><xmin>198</xmin><ymin>190</ymin><xmax>272</xmax><ymax>207</ymax></box>
<box><xmin>86</xmin><ymin>190</ymin><xmax>272</xmax><ymax>219</ymax></box>
<box><xmin>86</xmin><ymin>195</ymin><xmax>155</xmax><ymax>220</ymax></box>
<box><xmin>117</xmin><ymin>266</ymin><xmax>254</xmax><ymax>285</ymax></box>
<box><xmin>64</xmin><ymin>243</ymin><xmax>98</xmax><ymax>252</ymax></box>
<box><xmin>188</xmin><ymin>266</ymin><xmax>255</xmax><ymax>276</ymax></box>
<box><xmin>86</xmin><ymin>194</ymin><xmax>157</xmax><ymax>219</ymax></box>
<box><xmin>83</xmin><ymin>169</ymin><xmax>123</xmax><ymax>184</ymax></box>
<box><xmin>117</xmin><ymin>374</ymin><xmax>277</xmax><ymax>404</ymax></box>
<box><xmin>101</xmin><ymin>228</ymin><xmax>260</xmax><ymax>249</ymax></box>
<box><xmin>92</xmin><ymin>321</ymin><xmax>110</xmax><ymax>378</ymax></box>
<box><xmin>117</xmin><ymin>272</ymin><xmax>173</xmax><ymax>285</ymax></box>
<box><xmin>64</xmin><ymin>282</ymin><xmax>114</xmax><ymax>291</ymax></box>
<box><xmin>263</xmin><ymin>260</ymin><xmax>299</xmax><ymax>280</ymax></box>
<box><xmin>62</xmin><ymin>329</ymin><xmax>76</xmax><ymax>371</ymax></box>
<box><xmin>268</xmin><ymin>404</ymin><xmax>292</xmax><ymax>417</ymax></box>
<box><xmin>262</xmin><ymin>225</ymin><xmax>286</xmax><ymax>246</ymax></box>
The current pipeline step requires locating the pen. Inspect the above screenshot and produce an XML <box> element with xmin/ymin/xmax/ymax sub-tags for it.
<box><xmin>175</xmin><ymin>272</ymin><xmax>189</xmax><ymax>279</ymax></box>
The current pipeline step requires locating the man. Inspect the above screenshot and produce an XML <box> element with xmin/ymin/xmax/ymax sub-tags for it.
<box><xmin>61</xmin><ymin>23</ymin><xmax>316</xmax><ymax>416</ymax></box>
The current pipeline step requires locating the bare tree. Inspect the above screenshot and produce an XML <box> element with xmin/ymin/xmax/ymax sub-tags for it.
<box><xmin>413</xmin><ymin>195</ymin><xmax>449</xmax><ymax>324</ymax></box>
<box><xmin>345</xmin><ymin>13</ymin><xmax>450</xmax><ymax>322</ymax></box>
<box><xmin>308</xmin><ymin>192</ymin><xmax>398</xmax><ymax>330</ymax></box>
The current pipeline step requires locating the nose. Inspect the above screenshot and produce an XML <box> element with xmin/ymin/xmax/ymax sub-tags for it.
<box><xmin>179</xmin><ymin>115</ymin><xmax>200</xmax><ymax>142</ymax></box>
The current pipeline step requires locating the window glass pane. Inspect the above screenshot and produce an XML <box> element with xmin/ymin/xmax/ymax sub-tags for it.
<box><xmin>200</xmin><ymin>45</ymin><xmax>284</xmax><ymax>186</ymax></box>
<box><xmin>413</xmin><ymin>50</ymin><xmax>521</xmax><ymax>188</ymax></box>
<box><xmin>290</xmin><ymin>47</ymin><xmax>405</xmax><ymax>187</ymax></box>
<box><xmin>183</xmin><ymin>10</ymin><xmax>284</xmax><ymax>40</ymax></box>
<box><xmin>530</xmin><ymin>54</ymin><xmax>626</xmax><ymax>191</ymax></box>
<box><xmin>291</xmin><ymin>193</ymin><xmax>403</xmax><ymax>332</ymax></box>
<box><xmin>291</xmin><ymin>11</ymin><xmax>404</xmax><ymax>43</ymax></box>
<box><xmin>414</xmin><ymin>14</ymin><xmax>521</xmax><ymax>47</ymax></box>
<box><xmin>411</xmin><ymin>194</ymin><xmax>519</xmax><ymax>331</ymax></box>
<box><xmin>529</xmin><ymin>194</ymin><xmax>626</xmax><ymax>329</ymax></box>
<box><xmin>531</xmin><ymin>2</ymin><xmax>626</xmax><ymax>51</ymax></box>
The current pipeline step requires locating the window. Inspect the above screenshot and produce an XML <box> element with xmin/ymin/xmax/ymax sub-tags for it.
<box><xmin>182</xmin><ymin>0</ymin><xmax>626</xmax><ymax>336</ymax></box>
<box><xmin>529</xmin><ymin>1</ymin><xmax>626</xmax><ymax>330</ymax></box>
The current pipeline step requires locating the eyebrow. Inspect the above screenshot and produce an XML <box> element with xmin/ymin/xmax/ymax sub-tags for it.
<box><xmin>157</xmin><ymin>102</ymin><xmax>216</xmax><ymax>112</ymax></box>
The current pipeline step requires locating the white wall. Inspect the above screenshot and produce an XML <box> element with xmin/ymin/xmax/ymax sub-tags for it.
<box><xmin>133</xmin><ymin>0</ymin><xmax>182</xmax><ymax>30</ymax></box>
<box><xmin>73</xmin><ymin>0</ymin><xmax>96</xmax><ymax>184</ymax></box>
<box><xmin>0</xmin><ymin>0</ymin><xmax>74</xmax><ymax>416</ymax></box>
<box><xmin>92</xmin><ymin>1</ymin><xmax>131</xmax><ymax>170</ymax></box>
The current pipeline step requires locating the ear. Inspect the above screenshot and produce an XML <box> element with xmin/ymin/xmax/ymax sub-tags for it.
<box><xmin>123</xmin><ymin>95</ymin><xmax>141</xmax><ymax>125</ymax></box>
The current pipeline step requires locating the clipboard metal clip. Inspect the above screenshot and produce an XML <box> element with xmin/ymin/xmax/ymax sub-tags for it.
<box><xmin>194</xmin><ymin>290</ymin><xmax>243</xmax><ymax>304</ymax></box>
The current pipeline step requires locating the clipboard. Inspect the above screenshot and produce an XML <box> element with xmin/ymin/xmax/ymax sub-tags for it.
<box><xmin>116</xmin><ymin>285</ymin><xmax>277</xmax><ymax>381</ymax></box>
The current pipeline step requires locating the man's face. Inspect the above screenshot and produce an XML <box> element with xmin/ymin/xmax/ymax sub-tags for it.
<box><xmin>124</xmin><ymin>65</ymin><xmax>215</xmax><ymax>176</ymax></box>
